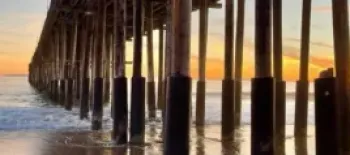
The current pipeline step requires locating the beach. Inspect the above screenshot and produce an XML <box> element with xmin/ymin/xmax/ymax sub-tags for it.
<box><xmin>0</xmin><ymin>76</ymin><xmax>315</xmax><ymax>155</ymax></box>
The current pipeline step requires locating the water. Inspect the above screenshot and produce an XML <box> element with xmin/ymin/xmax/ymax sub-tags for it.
<box><xmin>0</xmin><ymin>76</ymin><xmax>315</xmax><ymax>154</ymax></box>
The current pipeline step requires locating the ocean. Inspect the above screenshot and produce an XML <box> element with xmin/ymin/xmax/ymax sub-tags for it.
<box><xmin>0</xmin><ymin>76</ymin><xmax>315</xmax><ymax>155</ymax></box>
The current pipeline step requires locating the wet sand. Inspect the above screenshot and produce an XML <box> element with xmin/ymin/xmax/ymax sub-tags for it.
<box><xmin>0</xmin><ymin>125</ymin><xmax>315</xmax><ymax>155</ymax></box>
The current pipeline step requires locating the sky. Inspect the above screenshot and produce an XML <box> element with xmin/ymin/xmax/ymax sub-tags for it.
<box><xmin>0</xmin><ymin>0</ymin><xmax>337</xmax><ymax>81</ymax></box>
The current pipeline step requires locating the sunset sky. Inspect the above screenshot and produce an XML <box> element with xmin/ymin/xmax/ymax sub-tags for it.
<box><xmin>0</xmin><ymin>0</ymin><xmax>336</xmax><ymax>81</ymax></box>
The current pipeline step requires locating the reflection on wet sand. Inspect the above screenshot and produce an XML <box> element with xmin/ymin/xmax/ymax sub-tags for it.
<box><xmin>295</xmin><ymin>138</ymin><xmax>308</xmax><ymax>155</ymax></box>
<box><xmin>196</xmin><ymin>127</ymin><xmax>205</xmax><ymax>155</ymax></box>
<box><xmin>221</xmin><ymin>128</ymin><xmax>240</xmax><ymax>155</ymax></box>
<box><xmin>0</xmin><ymin>125</ymin><xmax>316</xmax><ymax>155</ymax></box>
<box><xmin>130</xmin><ymin>146</ymin><xmax>145</xmax><ymax>155</ymax></box>
<box><xmin>222</xmin><ymin>139</ymin><xmax>235</xmax><ymax>155</ymax></box>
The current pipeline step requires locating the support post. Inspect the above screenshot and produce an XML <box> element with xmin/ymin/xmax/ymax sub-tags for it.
<box><xmin>103</xmin><ymin>6</ymin><xmax>111</xmax><ymax>104</ymax></box>
<box><xmin>80</xmin><ymin>16</ymin><xmax>91</xmax><ymax>120</ymax></box>
<box><xmin>112</xmin><ymin>0</ymin><xmax>128</xmax><ymax>145</ymax></box>
<box><xmin>146</xmin><ymin>2</ymin><xmax>156</xmax><ymax>119</ymax></box>
<box><xmin>234</xmin><ymin>0</ymin><xmax>245</xmax><ymax>129</ymax></box>
<box><xmin>53</xmin><ymin>30</ymin><xmax>60</xmax><ymax>102</ymax></box>
<box><xmin>161</xmin><ymin>0</ymin><xmax>173</xmax><ymax>140</ymax></box>
<box><xmin>59</xmin><ymin>23</ymin><xmax>67</xmax><ymax>106</ymax></box>
<box><xmin>103</xmin><ymin>33</ymin><xmax>112</xmax><ymax>104</ymax></box>
<box><xmin>332</xmin><ymin>0</ymin><xmax>350</xmax><ymax>153</ymax></box>
<box><xmin>75</xmin><ymin>21</ymin><xmax>83</xmax><ymax>101</ymax></box>
<box><xmin>195</xmin><ymin>0</ymin><xmax>208</xmax><ymax>127</ymax></box>
<box><xmin>273</xmin><ymin>0</ymin><xmax>286</xmax><ymax>153</ymax></box>
<box><xmin>50</xmin><ymin>33</ymin><xmax>58</xmax><ymax>102</ymax></box>
<box><xmin>130</xmin><ymin>0</ymin><xmax>146</xmax><ymax>144</ymax></box>
<box><xmin>164</xmin><ymin>0</ymin><xmax>192</xmax><ymax>154</ymax></box>
<box><xmin>157</xmin><ymin>25</ymin><xmax>165</xmax><ymax>110</ymax></box>
<box><xmin>65</xmin><ymin>16</ymin><xmax>78</xmax><ymax>111</ymax></box>
<box><xmin>92</xmin><ymin>0</ymin><xmax>105</xmax><ymax>130</ymax></box>
<box><xmin>315</xmin><ymin>72</ymin><xmax>338</xmax><ymax>155</ymax></box>
<box><xmin>251</xmin><ymin>0</ymin><xmax>274</xmax><ymax>154</ymax></box>
<box><xmin>221</xmin><ymin>0</ymin><xmax>235</xmax><ymax>141</ymax></box>
<box><xmin>295</xmin><ymin>0</ymin><xmax>311</xmax><ymax>138</ymax></box>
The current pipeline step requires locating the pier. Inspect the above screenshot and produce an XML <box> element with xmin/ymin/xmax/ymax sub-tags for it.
<box><xmin>27</xmin><ymin>0</ymin><xmax>350</xmax><ymax>154</ymax></box>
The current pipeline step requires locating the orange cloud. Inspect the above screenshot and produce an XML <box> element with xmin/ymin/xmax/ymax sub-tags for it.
<box><xmin>190</xmin><ymin>54</ymin><xmax>326</xmax><ymax>81</ymax></box>
<box><xmin>313</xmin><ymin>6</ymin><xmax>332</xmax><ymax>12</ymax></box>
<box><xmin>285</xmin><ymin>38</ymin><xmax>333</xmax><ymax>48</ymax></box>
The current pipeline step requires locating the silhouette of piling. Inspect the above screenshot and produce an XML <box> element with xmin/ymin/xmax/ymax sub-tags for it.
<box><xmin>273</xmin><ymin>0</ymin><xmax>286</xmax><ymax>153</ymax></box>
<box><xmin>315</xmin><ymin>69</ymin><xmax>338</xmax><ymax>155</ymax></box>
<box><xmin>92</xmin><ymin>0</ymin><xmax>106</xmax><ymax>130</ymax></box>
<box><xmin>251</xmin><ymin>0</ymin><xmax>274</xmax><ymax>154</ymax></box>
<box><xmin>234</xmin><ymin>0</ymin><xmax>245</xmax><ymax>129</ymax></box>
<box><xmin>332</xmin><ymin>0</ymin><xmax>350</xmax><ymax>153</ymax></box>
<box><xmin>112</xmin><ymin>0</ymin><xmax>128</xmax><ymax>145</ymax></box>
<box><xmin>164</xmin><ymin>0</ymin><xmax>192</xmax><ymax>154</ymax></box>
<box><xmin>221</xmin><ymin>0</ymin><xmax>235</xmax><ymax>141</ymax></box>
<box><xmin>196</xmin><ymin>0</ymin><xmax>208</xmax><ymax>127</ymax></box>
<box><xmin>130</xmin><ymin>0</ymin><xmax>146</xmax><ymax>144</ymax></box>
<box><xmin>146</xmin><ymin>2</ymin><xmax>156</xmax><ymax>119</ymax></box>
<box><xmin>295</xmin><ymin>0</ymin><xmax>311</xmax><ymax>139</ymax></box>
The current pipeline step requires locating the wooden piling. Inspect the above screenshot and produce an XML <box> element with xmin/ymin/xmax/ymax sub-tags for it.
<box><xmin>332</xmin><ymin>0</ymin><xmax>350</xmax><ymax>153</ymax></box>
<box><xmin>234</xmin><ymin>0</ymin><xmax>245</xmax><ymax>129</ymax></box>
<box><xmin>50</xmin><ymin>33</ymin><xmax>58</xmax><ymax>102</ymax></box>
<box><xmin>80</xmin><ymin>16</ymin><xmax>91</xmax><ymax>120</ymax></box>
<box><xmin>92</xmin><ymin>0</ymin><xmax>106</xmax><ymax>130</ymax></box>
<box><xmin>161</xmin><ymin>0</ymin><xmax>173</xmax><ymax>140</ymax></box>
<box><xmin>273</xmin><ymin>0</ymin><xmax>286</xmax><ymax>153</ymax></box>
<box><xmin>164</xmin><ymin>0</ymin><xmax>192</xmax><ymax>154</ymax></box>
<box><xmin>130</xmin><ymin>0</ymin><xmax>146</xmax><ymax>144</ymax></box>
<box><xmin>65</xmin><ymin>17</ymin><xmax>78</xmax><ymax>111</ymax></box>
<box><xmin>146</xmin><ymin>2</ymin><xmax>156</xmax><ymax>119</ymax></box>
<box><xmin>103</xmin><ymin>5</ymin><xmax>111</xmax><ymax>104</ymax></box>
<box><xmin>163</xmin><ymin>0</ymin><xmax>173</xmax><ymax>116</ymax></box>
<box><xmin>157</xmin><ymin>26</ymin><xmax>164</xmax><ymax>110</ymax></box>
<box><xmin>221</xmin><ymin>0</ymin><xmax>235</xmax><ymax>141</ymax></box>
<box><xmin>54</xmin><ymin>30</ymin><xmax>60</xmax><ymax>102</ymax></box>
<box><xmin>315</xmin><ymin>75</ymin><xmax>338</xmax><ymax>155</ymax></box>
<box><xmin>251</xmin><ymin>0</ymin><xmax>274</xmax><ymax>154</ymax></box>
<box><xmin>295</xmin><ymin>0</ymin><xmax>311</xmax><ymax>139</ymax></box>
<box><xmin>59</xmin><ymin>23</ymin><xmax>67</xmax><ymax>106</ymax></box>
<box><xmin>196</xmin><ymin>0</ymin><xmax>209</xmax><ymax>127</ymax></box>
<box><xmin>103</xmin><ymin>33</ymin><xmax>112</xmax><ymax>104</ymax></box>
<box><xmin>75</xmin><ymin>20</ymin><xmax>83</xmax><ymax>101</ymax></box>
<box><xmin>112</xmin><ymin>0</ymin><xmax>128</xmax><ymax>145</ymax></box>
